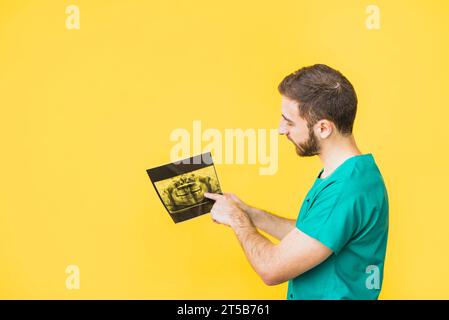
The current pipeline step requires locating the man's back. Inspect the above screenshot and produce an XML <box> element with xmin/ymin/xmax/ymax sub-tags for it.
<box><xmin>287</xmin><ymin>153</ymin><xmax>389</xmax><ymax>300</ymax></box>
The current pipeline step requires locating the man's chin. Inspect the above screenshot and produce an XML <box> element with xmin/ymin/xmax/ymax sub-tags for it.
<box><xmin>295</xmin><ymin>146</ymin><xmax>319</xmax><ymax>157</ymax></box>
<box><xmin>295</xmin><ymin>146</ymin><xmax>305</xmax><ymax>157</ymax></box>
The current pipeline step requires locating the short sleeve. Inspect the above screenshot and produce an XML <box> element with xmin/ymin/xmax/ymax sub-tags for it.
<box><xmin>296</xmin><ymin>183</ymin><xmax>359</xmax><ymax>255</ymax></box>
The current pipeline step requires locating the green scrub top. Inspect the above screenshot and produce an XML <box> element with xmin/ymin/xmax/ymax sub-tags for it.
<box><xmin>287</xmin><ymin>153</ymin><xmax>389</xmax><ymax>300</ymax></box>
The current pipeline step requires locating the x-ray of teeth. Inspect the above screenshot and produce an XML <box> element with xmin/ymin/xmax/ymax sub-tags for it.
<box><xmin>146</xmin><ymin>152</ymin><xmax>222</xmax><ymax>223</ymax></box>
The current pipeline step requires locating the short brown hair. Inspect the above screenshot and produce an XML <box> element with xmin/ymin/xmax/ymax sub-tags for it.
<box><xmin>278</xmin><ymin>64</ymin><xmax>358</xmax><ymax>135</ymax></box>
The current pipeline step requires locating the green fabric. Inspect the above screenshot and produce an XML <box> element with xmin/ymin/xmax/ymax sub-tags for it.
<box><xmin>287</xmin><ymin>154</ymin><xmax>389</xmax><ymax>300</ymax></box>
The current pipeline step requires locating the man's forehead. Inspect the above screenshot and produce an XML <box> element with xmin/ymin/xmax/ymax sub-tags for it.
<box><xmin>281</xmin><ymin>96</ymin><xmax>300</xmax><ymax>117</ymax></box>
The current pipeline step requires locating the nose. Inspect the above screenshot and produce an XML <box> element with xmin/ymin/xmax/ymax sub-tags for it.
<box><xmin>278</xmin><ymin>120</ymin><xmax>288</xmax><ymax>135</ymax></box>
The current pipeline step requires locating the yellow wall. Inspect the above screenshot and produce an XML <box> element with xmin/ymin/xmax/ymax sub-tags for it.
<box><xmin>1</xmin><ymin>0</ymin><xmax>448</xmax><ymax>299</ymax></box>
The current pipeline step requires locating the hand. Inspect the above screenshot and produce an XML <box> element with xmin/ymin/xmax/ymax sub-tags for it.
<box><xmin>223</xmin><ymin>192</ymin><xmax>250</xmax><ymax>213</ymax></box>
<box><xmin>204</xmin><ymin>192</ymin><xmax>251</xmax><ymax>228</ymax></box>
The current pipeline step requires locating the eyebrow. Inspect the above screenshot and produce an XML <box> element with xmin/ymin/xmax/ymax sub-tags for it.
<box><xmin>282</xmin><ymin>114</ymin><xmax>294</xmax><ymax>123</ymax></box>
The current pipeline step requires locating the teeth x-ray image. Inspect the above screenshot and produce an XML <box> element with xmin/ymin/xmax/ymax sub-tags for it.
<box><xmin>146</xmin><ymin>152</ymin><xmax>222</xmax><ymax>223</ymax></box>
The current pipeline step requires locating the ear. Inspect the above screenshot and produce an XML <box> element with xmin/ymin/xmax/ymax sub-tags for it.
<box><xmin>314</xmin><ymin>120</ymin><xmax>333</xmax><ymax>139</ymax></box>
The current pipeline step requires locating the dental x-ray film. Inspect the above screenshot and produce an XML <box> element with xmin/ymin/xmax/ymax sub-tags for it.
<box><xmin>146</xmin><ymin>152</ymin><xmax>222</xmax><ymax>223</ymax></box>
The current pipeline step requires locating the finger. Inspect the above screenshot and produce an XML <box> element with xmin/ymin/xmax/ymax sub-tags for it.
<box><xmin>224</xmin><ymin>192</ymin><xmax>237</xmax><ymax>200</ymax></box>
<box><xmin>224</xmin><ymin>193</ymin><xmax>241</xmax><ymax>204</ymax></box>
<box><xmin>211</xmin><ymin>214</ymin><xmax>220</xmax><ymax>224</ymax></box>
<box><xmin>204</xmin><ymin>192</ymin><xmax>224</xmax><ymax>201</ymax></box>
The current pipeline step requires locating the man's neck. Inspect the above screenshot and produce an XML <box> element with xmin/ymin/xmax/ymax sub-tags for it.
<box><xmin>318</xmin><ymin>134</ymin><xmax>362</xmax><ymax>179</ymax></box>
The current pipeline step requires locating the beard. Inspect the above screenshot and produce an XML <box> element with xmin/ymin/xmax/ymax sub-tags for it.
<box><xmin>292</xmin><ymin>128</ymin><xmax>321</xmax><ymax>157</ymax></box>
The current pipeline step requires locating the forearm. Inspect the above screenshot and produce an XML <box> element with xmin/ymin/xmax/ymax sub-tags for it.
<box><xmin>244</xmin><ymin>206</ymin><xmax>296</xmax><ymax>241</ymax></box>
<box><xmin>230</xmin><ymin>212</ymin><xmax>279</xmax><ymax>285</ymax></box>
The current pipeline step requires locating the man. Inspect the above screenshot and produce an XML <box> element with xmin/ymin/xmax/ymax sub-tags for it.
<box><xmin>204</xmin><ymin>64</ymin><xmax>389</xmax><ymax>300</ymax></box>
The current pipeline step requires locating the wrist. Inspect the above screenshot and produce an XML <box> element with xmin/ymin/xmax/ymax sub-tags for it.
<box><xmin>230</xmin><ymin>209</ymin><xmax>254</xmax><ymax>230</ymax></box>
<box><xmin>235</xmin><ymin>201</ymin><xmax>251</xmax><ymax>215</ymax></box>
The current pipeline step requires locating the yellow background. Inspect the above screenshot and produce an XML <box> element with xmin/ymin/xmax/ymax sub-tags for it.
<box><xmin>1</xmin><ymin>0</ymin><xmax>449</xmax><ymax>299</ymax></box>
